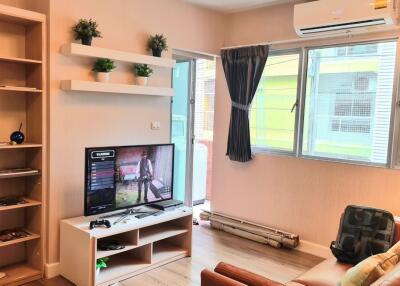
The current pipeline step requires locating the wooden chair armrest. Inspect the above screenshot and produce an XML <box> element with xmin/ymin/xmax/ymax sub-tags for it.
<box><xmin>201</xmin><ymin>269</ymin><xmax>247</xmax><ymax>286</ymax></box>
<box><xmin>215</xmin><ymin>262</ymin><xmax>284</xmax><ymax>286</ymax></box>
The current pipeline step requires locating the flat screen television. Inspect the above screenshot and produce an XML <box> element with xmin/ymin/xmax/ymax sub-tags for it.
<box><xmin>85</xmin><ymin>143</ymin><xmax>174</xmax><ymax>216</ymax></box>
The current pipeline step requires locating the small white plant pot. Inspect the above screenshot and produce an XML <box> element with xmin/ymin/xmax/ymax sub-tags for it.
<box><xmin>136</xmin><ymin>76</ymin><xmax>148</xmax><ymax>86</ymax></box>
<box><xmin>96</xmin><ymin>72</ymin><xmax>110</xmax><ymax>83</ymax></box>
<box><xmin>96</xmin><ymin>268</ymin><xmax>101</xmax><ymax>276</ymax></box>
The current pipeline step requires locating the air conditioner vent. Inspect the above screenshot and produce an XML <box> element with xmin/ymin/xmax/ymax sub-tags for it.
<box><xmin>300</xmin><ymin>18</ymin><xmax>387</xmax><ymax>35</ymax></box>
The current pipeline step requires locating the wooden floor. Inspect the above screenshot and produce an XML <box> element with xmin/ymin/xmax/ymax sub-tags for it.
<box><xmin>26</xmin><ymin>223</ymin><xmax>322</xmax><ymax>286</ymax></box>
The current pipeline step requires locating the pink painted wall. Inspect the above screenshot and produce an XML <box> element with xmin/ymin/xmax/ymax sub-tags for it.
<box><xmin>211</xmin><ymin>3</ymin><xmax>400</xmax><ymax>251</ymax></box>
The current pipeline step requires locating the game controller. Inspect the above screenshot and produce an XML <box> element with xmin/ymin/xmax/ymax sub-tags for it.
<box><xmin>89</xmin><ymin>219</ymin><xmax>111</xmax><ymax>230</ymax></box>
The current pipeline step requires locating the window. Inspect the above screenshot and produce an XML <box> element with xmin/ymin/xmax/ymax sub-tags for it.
<box><xmin>302</xmin><ymin>41</ymin><xmax>397</xmax><ymax>164</ymax></box>
<box><xmin>250</xmin><ymin>51</ymin><xmax>301</xmax><ymax>152</ymax></box>
<box><xmin>251</xmin><ymin>40</ymin><xmax>398</xmax><ymax>166</ymax></box>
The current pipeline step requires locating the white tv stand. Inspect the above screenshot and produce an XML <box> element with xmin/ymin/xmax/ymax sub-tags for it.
<box><xmin>60</xmin><ymin>206</ymin><xmax>192</xmax><ymax>286</ymax></box>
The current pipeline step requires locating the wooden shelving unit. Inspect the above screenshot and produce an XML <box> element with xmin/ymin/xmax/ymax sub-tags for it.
<box><xmin>61</xmin><ymin>80</ymin><xmax>175</xmax><ymax>97</ymax></box>
<box><xmin>61</xmin><ymin>43</ymin><xmax>176</xmax><ymax>68</ymax></box>
<box><xmin>60</xmin><ymin>207</ymin><xmax>192</xmax><ymax>286</ymax></box>
<box><xmin>0</xmin><ymin>4</ymin><xmax>46</xmax><ymax>285</ymax></box>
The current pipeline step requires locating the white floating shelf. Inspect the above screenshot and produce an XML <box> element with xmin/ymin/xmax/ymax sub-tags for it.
<box><xmin>61</xmin><ymin>80</ymin><xmax>174</xmax><ymax>97</ymax></box>
<box><xmin>61</xmin><ymin>43</ymin><xmax>176</xmax><ymax>68</ymax></box>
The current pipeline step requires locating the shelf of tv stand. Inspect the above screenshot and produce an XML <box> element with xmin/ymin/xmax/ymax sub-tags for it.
<box><xmin>139</xmin><ymin>225</ymin><xmax>188</xmax><ymax>245</ymax></box>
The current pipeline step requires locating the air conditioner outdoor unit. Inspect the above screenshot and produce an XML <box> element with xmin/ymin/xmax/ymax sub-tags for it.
<box><xmin>294</xmin><ymin>0</ymin><xmax>398</xmax><ymax>38</ymax></box>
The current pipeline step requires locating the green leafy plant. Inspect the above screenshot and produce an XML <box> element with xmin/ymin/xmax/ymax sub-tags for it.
<box><xmin>135</xmin><ymin>64</ymin><xmax>153</xmax><ymax>77</ymax></box>
<box><xmin>72</xmin><ymin>18</ymin><xmax>102</xmax><ymax>40</ymax></box>
<box><xmin>147</xmin><ymin>34</ymin><xmax>168</xmax><ymax>52</ymax></box>
<box><xmin>92</xmin><ymin>59</ymin><xmax>116</xmax><ymax>73</ymax></box>
<box><xmin>96</xmin><ymin>257</ymin><xmax>109</xmax><ymax>270</ymax></box>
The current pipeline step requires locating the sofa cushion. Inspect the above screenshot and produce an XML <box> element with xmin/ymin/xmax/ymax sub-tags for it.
<box><xmin>340</xmin><ymin>252</ymin><xmax>398</xmax><ymax>286</ymax></box>
<box><xmin>292</xmin><ymin>257</ymin><xmax>352</xmax><ymax>286</ymax></box>
<box><xmin>340</xmin><ymin>241</ymin><xmax>400</xmax><ymax>286</ymax></box>
<box><xmin>371</xmin><ymin>262</ymin><xmax>400</xmax><ymax>285</ymax></box>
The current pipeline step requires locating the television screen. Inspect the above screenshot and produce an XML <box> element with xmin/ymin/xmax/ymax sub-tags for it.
<box><xmin>85</xmin><ymin>144</ymin><xmax>174</xmax><ymax>216</ymax></box>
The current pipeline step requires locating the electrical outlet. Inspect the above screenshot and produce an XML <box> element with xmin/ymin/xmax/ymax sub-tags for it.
<box><xmin>151</xmin><ymin>121</ymin><xmax>160</xmax><ymax>130</ymax></box>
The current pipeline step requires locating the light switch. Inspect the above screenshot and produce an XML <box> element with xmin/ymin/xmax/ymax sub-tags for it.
<box><xmin>151</xmin><ymin>121</ymin><xmax>160</xmax><ymax>130</ymax></box>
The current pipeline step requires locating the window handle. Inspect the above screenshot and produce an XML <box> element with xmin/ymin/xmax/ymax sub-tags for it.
<box><xmin>291</xmin><ymin>101</ymin><xmax>298</xmax><ymax>113</ymax></box>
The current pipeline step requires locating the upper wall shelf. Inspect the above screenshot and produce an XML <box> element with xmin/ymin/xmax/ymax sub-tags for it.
<box><xmin>61</xmin><ymin>43</ymin><xmax>176</xmax><ymax>69</ymax></box>
<box><xmin>61</xmin><ymin>80</ymin><xmax>174</xmax><ymax>97</ymax></box>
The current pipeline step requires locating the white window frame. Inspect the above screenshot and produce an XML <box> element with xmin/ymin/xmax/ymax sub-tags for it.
<box><xmin>252</xmin><ymin>37</ymin><xmax>400</xmax><ymax>169</ymax></box>
<box><xmin>251</xmin><ymin>49</ymin><xmax>303</xmax><ymax>156</ymax></box>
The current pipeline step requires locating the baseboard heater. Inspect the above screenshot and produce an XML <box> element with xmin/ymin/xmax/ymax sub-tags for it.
<box><xmin>200</xmin><ymin>211</ymin><xmax>299</xmax><ymax>249</ymax></box>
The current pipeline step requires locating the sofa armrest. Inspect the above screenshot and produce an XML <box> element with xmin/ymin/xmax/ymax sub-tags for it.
<box><xmin>201</xmin><ymin>269</ymin><xmax>247</xmax><ymax>286</ymax></box>
<box><xmin>215</xmin><ymin>262</ymin><xmax>284</xmax><ymax>286</ymax></box>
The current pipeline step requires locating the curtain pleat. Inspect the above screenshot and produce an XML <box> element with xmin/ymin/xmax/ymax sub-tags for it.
<box><xmin>221</xmin><ymin>45</ymin><xmax>269</xmax><ymax>162</ymax></box>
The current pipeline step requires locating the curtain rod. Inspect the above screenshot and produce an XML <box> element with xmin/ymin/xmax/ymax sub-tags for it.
<box><xmin>221</xmin><ymin>37</ymin><xmax>307</xmax><ymax>50</ymax></box>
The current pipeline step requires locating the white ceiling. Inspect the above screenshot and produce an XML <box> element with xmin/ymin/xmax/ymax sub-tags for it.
<box><xmin>185</xmin><ymin>0</ymin><xmax>302</xmax><ymax>13</ymax></box>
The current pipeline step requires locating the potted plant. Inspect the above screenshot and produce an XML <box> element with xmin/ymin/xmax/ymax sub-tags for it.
<box><xmin>147</xmin><ymin>34</ymin><xmax>168</xmax><ymax>57</ymax></box>
<box><xmin>92</xmin><ymin>58</ymin><xmax>116</xmax><ymax>83</ymax></box>
<box><xmin>134</xmin><ymin>64</ymin><xmax>153</xmax><ymax>86</ymax></box>
<box><xmin>96</xmin><ymin>257</ymin><xmax>109</xmax><ymax>276</ymax></box>
<box><xmin>72</xmin><ymin>18</ymin><xmax>102</xmax><ymax>46</ymax></box>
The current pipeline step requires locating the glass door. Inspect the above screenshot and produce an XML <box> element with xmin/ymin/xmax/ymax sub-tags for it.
<box><xmin>171</xmin><ymin>60</ymin><xmax>194</xmax><ymax>205</ymax></box>
<box><xmin>171</xmin><ymin>56</ymin><xmax>216</xmax><ymax>208</ymax></box>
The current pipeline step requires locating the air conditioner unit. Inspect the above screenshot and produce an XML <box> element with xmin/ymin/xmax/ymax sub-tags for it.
<box><xmin>294</xmin><ymin>0</ymin><xmax>398</xmax><ymax>38</ymax></box>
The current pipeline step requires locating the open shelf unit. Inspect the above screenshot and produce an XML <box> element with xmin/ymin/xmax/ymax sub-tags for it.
<box><xmin>60</xmin><ymin>43</ymin><xmax>175</xmax><ymax>97</ymax></box>
<box><xmin>0</xmin><ymin>4</ymin><xmax>46</xmax><ymax>285</ymax></box>
<box><xmin>61</xmin><ymin>80</ymin><xmax>175</xmax><ymax>97</ymax></box>
<box><xmin>60</xmin><ymin>207</ymin><xmax>192</xmax><ymax>286</ymax></box>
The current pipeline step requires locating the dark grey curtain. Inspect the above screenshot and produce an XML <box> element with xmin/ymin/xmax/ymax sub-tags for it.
<box><xmin>221</xmin><ymin>45</ymin><xmax>269</xmax><ymax>162</ymax></box>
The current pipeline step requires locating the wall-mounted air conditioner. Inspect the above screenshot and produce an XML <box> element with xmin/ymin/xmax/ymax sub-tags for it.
<box><xmin>294</xmin><ymin>0</ymin><xmax>398</xmax><ymax>38</ymax></box>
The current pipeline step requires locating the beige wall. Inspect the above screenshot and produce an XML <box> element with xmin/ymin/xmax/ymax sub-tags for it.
<box><xmin>212</xmin><ymin>3</ymin><xmax>400</xmax><ymax>252</ymax></box>
<box><xmin>38</xmin><ymin>0</ymin><xmax>224</xmax><ymax>263</ymax></box>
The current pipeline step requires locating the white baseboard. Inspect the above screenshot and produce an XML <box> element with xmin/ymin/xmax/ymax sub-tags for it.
<box><xmin>45</xmin><ymin>262</ymin><xmax>60</xmax><ymax>279</ymax></box>
<box><xmin>296</xmin><ymin>239</ymin><xmax>331</xmax><ymax>258</ymax></box>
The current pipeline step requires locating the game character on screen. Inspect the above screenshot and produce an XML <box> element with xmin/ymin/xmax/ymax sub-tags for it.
<box><xmin>136</xmin><ymin>151</ymin><xmax>153</xmax><ymax>203</ymax></box>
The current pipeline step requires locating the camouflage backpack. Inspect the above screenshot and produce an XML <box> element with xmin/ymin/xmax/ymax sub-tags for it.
<box><xmin>330</xmin><ymin>205</ymin><xmax>395</xmax><ymax>264</ymax></box>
